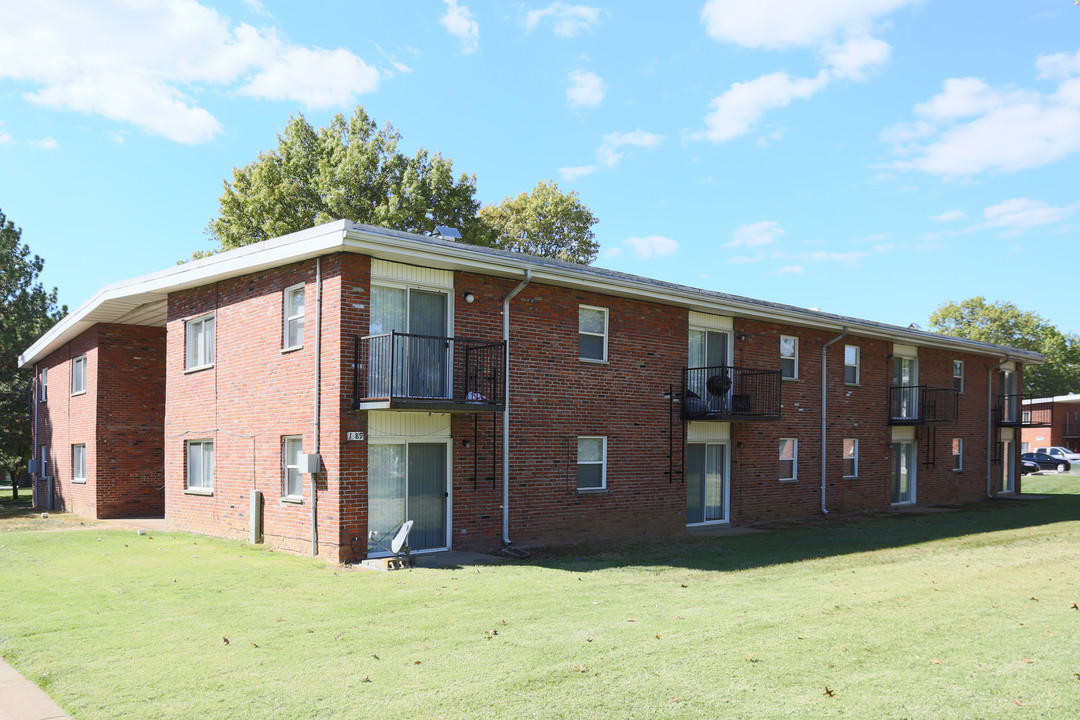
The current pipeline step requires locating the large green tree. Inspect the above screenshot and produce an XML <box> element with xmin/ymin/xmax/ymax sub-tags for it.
<box><xmin>205</xmin><ymin>107</ymin><xmax>483</xmax><ymax>252</ymax></box>
<box><xmin>1</xmin><ymin>208</ymin><xmax>66</xmax><ymax>497</ymax></box>
<box><xmin>475</xmin><ymin>180</ymin><xmax>599</xmax><ymax>264</ymax></box>
<box><xmin>929</xmin><ymin>297</ymin><xmax>1080</xmax><ymax>397</ymax></box>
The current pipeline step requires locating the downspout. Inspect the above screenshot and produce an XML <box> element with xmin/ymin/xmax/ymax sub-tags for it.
<box><xmin>820</xmin><ymin>327</ymin><xmax>849</xmax><ymax>515</ymax></box>
<box><xmin>988</xmin><ymin>355</ymin><xmax>1011</xmax><ymax>498</ymax></box>
<box><xmin>501</xmin><ymin>269</ymin><xmax>532</xmax><ymax>547</ymax></box>
<box><xmin>312</xmin><ymin>257</ymin><xmax>323</xmax><ymax>556</ymax></box>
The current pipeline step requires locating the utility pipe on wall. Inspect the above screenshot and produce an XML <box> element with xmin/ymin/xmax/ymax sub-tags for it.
<box><xmin>820</xmin><ymin>327</ymin><xmax>849</xmax><ymax>514</ymax></box>
<box><xmin>311</xmin><ymin>257</ymin><xmax>323</xmax><ymax>556</ymax></box>
<box><xmin>501</xmin><ymin>270</ymin><xmax>532</xmax><ymax>547</ymax></box>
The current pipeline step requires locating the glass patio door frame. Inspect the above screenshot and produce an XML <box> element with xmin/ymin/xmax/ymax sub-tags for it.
<box><xmin>892</xmin><ymin>355</ymin><xmax>919</xmax><ymax>422</ymax></box>
<box><xmin>891</xmin><ymin>440</ymin><xmax>917</xmax><ymax>505</ymax></box>
<box><xmin>369</xmin><ymin>283</ymin><xmax>453</xmax><ymax>399</ymax></box>
<box><xmin>688</xmin><ymin>326</ymin><xmax>733</xmax><ymax>412</ymax></box>
<box><xmin>366</xmin><ymin>439</ymin><xmax>452</xmax><ymax>557</ymax></box>
<box><xmin>686</xmin><ymin>441</ymin><xmax>730</xmax><ymax>526</ymax></box>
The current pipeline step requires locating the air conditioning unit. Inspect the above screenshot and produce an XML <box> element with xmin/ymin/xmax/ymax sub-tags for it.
<box><xmin>298</xmin><ymin>453</ymin><xmax>322</xmax><ymax>474</ymax></box>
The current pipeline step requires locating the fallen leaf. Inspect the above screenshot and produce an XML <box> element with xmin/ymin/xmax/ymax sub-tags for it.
<box><xmin>414</xmin><ymin>661</ymin><xmax>422</xmax><ymax>665</ymax></box>
<box><xmin>1030</xmin><ymin>597</ymin><xmax>1039</xmax><ymax>602</ymax></box>
<box><xmin>627</xmin><ymin>618</ymin><xmax>636</xmax><ymax>623</ymax></box>
<box><xmin>362</xmin><ymin>676</ymin><xmax>371</xmax><ymax>683</ymax></box>
<box><xmin>1014</xmin><ymin>700</ymin><xmax>1025</xmax><ymax>706</ymax></box>
<box><xmin>932</xmin><ymin>659</ymin><xmax>943</xmax><ymax>665</ymax></box>
<box><xmin>1072</xmin><ymin>603</ymin><xmax>1078</xmax><ymax>610</ymax></box>
<box><xmin>222</xmin><ymin>636</ymin><xmax>230</xmax><ymax>645</ymax></box>
<box><xmin>655</xmin><ymin>635</ymin><xmax>661</xmax><ymax>640</ymax></box>
<box><xmin>1023</xmin><ymin>659</ymin><xmax>1034</xmax><ymax>663</ymax></box>
<box><xmin>680</xmin><ymin>584</ymin><xmax>687</xmax><ymax>588</ymax></box>
<box><xmin>823</xmin><ymin>687</ymin><xmax>835</xmax><ymax>698</ymax></box>
<box><xmin>372</xmin><ymin>654</ymin><xmax>379</xmax><ymax>660</ymax></box>
<box><xmin>573</xmin><ymin>664</ymin><xmax>588</xmax><ymax>673</ymax></box>
<box><xmin>250</xmin><ymin>643</ymin><xmax>259</xmax><ymax>648</ymax></box>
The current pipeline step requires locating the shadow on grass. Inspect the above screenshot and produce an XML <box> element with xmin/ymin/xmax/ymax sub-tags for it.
<box><xmin>524</xmin><ymin>490</ymin><xmax>1080</xmax><ymax>574</ymax></box>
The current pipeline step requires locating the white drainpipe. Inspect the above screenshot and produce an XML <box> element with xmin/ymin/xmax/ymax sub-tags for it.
<box><xmin>311</xmin><ymin>256</ymin><xmax>323</xmax><ymax>556</ymax></box>
<box><xmin>501</xmin><ymin>270</ymin><xmax>532</xmax><ymax>546</ymax></box>
<box><xmin>820</xmin><ymin>327</ymin><xmax>849</xmax><ymax>514</ymax></box>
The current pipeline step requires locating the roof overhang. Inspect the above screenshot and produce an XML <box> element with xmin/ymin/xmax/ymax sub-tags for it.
<box><xmin>19</xmin><ymin>219</ymin><xmax>1047</xmax><ymax>369</ymax></box>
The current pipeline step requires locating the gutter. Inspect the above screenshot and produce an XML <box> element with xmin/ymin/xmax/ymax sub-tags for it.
<box><xmin>501</xmin><ymin>269</ymin><xmax>532</xmax><ymax>547</ymax></box>
<box><xmin>821</xmin><ymin>327</ymin><xmax>849</xmax><ymax>514</ymax></box>
<box><xmin>311</xmin><ymin>256</ymin><xmax>323</xmax><ymax>556</ymax></box>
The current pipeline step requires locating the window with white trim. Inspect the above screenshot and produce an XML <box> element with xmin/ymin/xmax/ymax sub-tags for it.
<box><xmin>185</xmin><ymin>315</ymin><xmax>215</xmax><ymax>370</ymax></box>
<box><xmin>577</xmin><ymin>436</ymin><xmax>606</xmax><ymax>490</ymax></box>
<box><xmin>780</xmin><ymin>438</ymin><xmax>798</xmax><ymax>481</ymax></box>
<box><xmin>952</xmin><ymin>438</ymin><xmax>963</xmax><ymax>471</ymax></box>
<box><xmin>844</xmin><ymin>345</ymin><xmax>859</xmax><ymax>385</ymax></box>
<box><xmin>71</xmin><ymin>355</ymin><xmax>86</xmax><ymax>395</ymax></box>
<box><xmin>953</xmin><ymin>360</ymin><xmax>964</xmax><ymax>393</ymax></box>
<box><xmin>780</xmin><ymin>336</ymin><xmax>798</xmax><ymax>379</ymax></box>
<box><xmin>578</xmin><ymin>306</ymin><xmax>608</xmax><ymax>362</ymax></box>
<box><xmin>843</xmin><ymin>438</ymin><xmax>858</xmax><ymax>478</ymax></box>
<box><xmin>186</xmin><ymin>440</ymin><xmax>214</xmax><ymax>491</ymax></box>
<box><xmin>72</xmin><ymin>444</ymin><xmax>86</xmax><ymax>482</ymax></box>
<box><xmin>39</xmin><ymin>367</ymin><xmax>48</xmax><ymax>402</ymax></box>
<box><xmin>283</xmin><ymin>436</ymin><xmax>303</xmax><ymax>498</ymax></box>
<box><xmin>283</xmin><ymin>284</ymin><xmax>305</xmax><ymax>350</ymax></box>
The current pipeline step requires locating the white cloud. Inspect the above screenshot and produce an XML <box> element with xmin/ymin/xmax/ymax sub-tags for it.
<box><xmin>931</xmin><ymin>209</ymin><xmax>967</xmax><ymax>223</ymax></box>
<box><xmin>523</xmin><ymin>3</ymin><xmax>604</xmax><ymax>38</ymax></box>
<box><xmin>30</xmin><ymin>137</ymin><xmax>58</xmax><ymax>150</ymax></box>
<box><xmin>441</xmin><ymin>0</ymin><xmax>479</xmax><ymax>54</ymax></box>
<box><xmin>596</xmin><ymin>129</ymin><xmax>663</xmax><ymax>168</ymax></box>
<box><xmin>726</xmin><ymin>220</ymin><xmax>785</xmax><ymax>248</ymax></box>
<box><xmin>566</xmin><ymin>70</ymin><xmax>606</xmax><ymax>109</ymax></box>
<box><xmin>776</xmin><ymin>264</ymin><xmax>804</xmax><ymax>275</ymax></box>
<box><xmin>700</xmin><ymin>0</ymin><xmax>920</xmax><ymax>50</ymax></box>
<box><xmin>239</xmin><ymin>46</ymin><xmax>379</xmax><ymax>109</ymax></box>
<box><xmin>694</xmin><ymin>71</ymin><xmax>829</xmax><ymax>143</ymax></box>
<box><xmin>0</xmin><ymin>0</ymin><xmax>380</xmax><ymax>144</ymax></box>
<box><xmin>621</xmin><ymin>235</ymin><xmax>678</xmax><ymax>259</ymax></box>
<box><xmin>982</xmin><ymin>198</ymin><xmax>1076</xmax><ymax>230</ymax></box>
<box><xmin>822</xmin><ymin>36</ymin><xmax>891</xmax><ymax>81</ymax></box>
<box><xmin>1036</xmin><ymin>48</ymin><xmax>1080</xmax><ymax>81</ymax></box>
<box><xmin>559</xmin><ymin>165</ymin><xmax>597</xmax><ymax>181</ymax></box>
<box><xmin>886</xmin><ymin>59</ymin><xmax>1080</xmax><ymax>176</ymax></box>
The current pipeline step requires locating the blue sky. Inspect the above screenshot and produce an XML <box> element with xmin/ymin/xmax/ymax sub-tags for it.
<box><xmin>1</xmin><ymin>0</ymin><xmax>1078</xmax><ymax>335</ymax></box>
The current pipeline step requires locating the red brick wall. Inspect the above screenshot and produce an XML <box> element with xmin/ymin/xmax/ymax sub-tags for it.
<box><xmin>95</xmin><ymin>324</ymin><xmax>166</xmax><ymax>518</ymax></box>
<box><xmin>164</xmin><ymin>257</ymin><xmax>346</xmax><ymax>560</ymax></box>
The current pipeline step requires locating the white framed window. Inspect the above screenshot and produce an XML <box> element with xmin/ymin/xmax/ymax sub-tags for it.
<box><xmin>780</xmin><ymin>438</ymin><xmax>798</xmax><ymax>481</ymax></box>
<box><xmin>780</xmin><ymin>335</ymin><xmax>798</xmax><ymax>379</ymax></box>
<box><xmin>39</xmin><ymin>367</ymin><xmax>48</xmax><ymax>402</ymax></box>
<box><xmin>952</xmin><ymin>438</ymin><xmax>963</xmax><ymax>471</ymax></box>
<box><xmin>953</xmin><ymin>360</ymin><xmax>964</xmax><ymax>393</ymax></box>
<box><xmin>283</xmin><ymin>436</ymin><xmax>303</xmax><ymax>499</ymax></box>
<box><xmin>844</xmin><ymin>345</ymin><xmax>860</xmax><ymax>385</ymax></box>
<box><xmin>578</xmin><ymin>305</ymin><xmax>608</xmax><ymax>362</ymax></box>
<box><xmin>283</xmin><ymin>284</ymin><xmax>305</xmax><ymax>350</ymax></box>
<box><xmin>71</xmin><ymin>355</ymin><xmax>87</xmax><ymax>395</ymax></box>
<box><xmin>577</xmin><ymin>436</ymin><xmax>607</xmax><ymax>490</ymax></box>
<box><xmin>186</xmin><ymin>440</ymin><xmax>214</xmax><ymax>491</ymax></box>
<box><xmin>843</xmin><ymin>438</ymin><xmax>858</xmax><ymax>478</ymax></box>
<box><xmin>185</xmin><ymin>314</ymin><xmax>215</xmax><ymax>370</ymax></box>
<box><xmin>72</xmin><ymin>444</ymin><xmax>86</xmax><ymax>482</ymax></box>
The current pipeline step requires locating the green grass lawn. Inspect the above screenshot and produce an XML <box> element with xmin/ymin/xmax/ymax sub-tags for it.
<box><xmin>1</xmin><ymin>475</ymin><xmax>1079</xmax><ymax>719</ymax></box>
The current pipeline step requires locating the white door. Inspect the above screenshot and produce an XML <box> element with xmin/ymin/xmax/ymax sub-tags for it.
<box><xmin>686</xmin><ymin>443</ymin><xmax>728</xmax><ymax>524</ymax></box>
<box><xmin>368</xmin><ymin>442</ymin><xmax>448</xmax><ymax>555</ymax></box>
<box><xmin>892</xmin><ymin>441</ymin><xmax>916</xmax><ymax>504</ymax></box>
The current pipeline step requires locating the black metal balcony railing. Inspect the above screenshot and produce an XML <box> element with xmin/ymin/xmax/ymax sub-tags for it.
<box><xmin>682</xmin><ymin>365</ymin><xmax>782</xmax><ymax>422</ymax></box>
<box><xmin>353</xmin><ymin>331</ymin><xmax>506</xmax><ymax>412</ymax></box>
<box><xmin>997</xmin><ymin>394</ymin><xmax>1053</xmax><ymax>427</ymax></box>
<box><xmin>888</xmin><ymin>385</ymin><xmax>958</xmax><ymax>425</ymax></box>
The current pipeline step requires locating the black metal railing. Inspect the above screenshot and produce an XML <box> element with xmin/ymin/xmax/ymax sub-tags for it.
<box><xmin>682</xmin><ymin>365</ymin><xmax>782</xmax><ymax>421</ymax></box>
<box><xmin>888</xmin><ymin>385</ymin><xmax>958</xmax><ymax>425</ymax></box>
<box><xmin>997</xmin><ymin>394</ymin><xmax>1053</xmax><ymax>427</ymax></box>
<box><xmin>353</xmin><ymin>331</ymin><xmax>505</xmax><ymax>410</ymax></box>
<box><xmin>1065</xmin><ymin>412</ymin><xmax>1080</xmax><ymax>438</ymax></box>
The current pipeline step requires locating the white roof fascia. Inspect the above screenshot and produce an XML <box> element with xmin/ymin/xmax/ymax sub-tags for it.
<box><xmin>20</xmin><ymin>218</ymin><xmax>1046</xmax><ymax>368</ymax></box>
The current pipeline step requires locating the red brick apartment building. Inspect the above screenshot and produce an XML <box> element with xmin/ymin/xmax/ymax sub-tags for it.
<box><xmin>1021</xmin><ymin>394</ymin><xmax>1080</xmax><ymax>453</ymax></box>
<box><xmin>19</xmin><ymin>221</ymin><xmax>1045</xmax><ymax>563</ymax></box>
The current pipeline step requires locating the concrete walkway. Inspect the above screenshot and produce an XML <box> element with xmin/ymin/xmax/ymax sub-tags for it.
<box><xmin>0</xmin><ymin>659</ymin><xmax>71</xmax><ymax>720</ymax></box>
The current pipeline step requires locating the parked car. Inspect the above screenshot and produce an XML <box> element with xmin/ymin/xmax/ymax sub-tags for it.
<box><xmin>1021</xmin><ymin>452</ymin><xmax>1071</xmax><ymax>473</ymax></box>
<box><xmin>1021</xmin><ymin>459</ymin><xmax>1041</xmax><ymax>475</ymax></box>
<box><xmin>1033</xmin><ymin>446</ymin><xmax>1080</xmax><ymax>463</ymax></box>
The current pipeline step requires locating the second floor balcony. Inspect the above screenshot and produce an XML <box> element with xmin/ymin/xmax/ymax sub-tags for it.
<box><xmin>888</xmin><ymin>385</ymin><xmax>958</xmax><ymax>425</ymax></box>
<box><xmin>682</xmin><ymin>365</ymin><xmax>782</xmax><ymax>422</ymax></box>
<box><xmin>353</xmin><ymin>331</ymin><xmax>506</xmax><ymax>412</ymax></box>
<box><xmin>998</xmin><ymin>395</ymin><xmax>1053</xmax><ymax>427</ymax></box>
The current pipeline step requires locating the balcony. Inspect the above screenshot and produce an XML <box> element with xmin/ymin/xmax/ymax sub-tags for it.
<box><xmin>888</xmin><ymin>385</ymin><xmax>958</xmax><ymax>425</ymax></box>
<box><xmin>353</xmin><ymin>331</ymin><xmax>506</xmax><ymax>412</ymax></box>
<box><xmin>998</xmin><ymin>394</ymin><xmax>1053</xmax><ymax>427</ymax></box>
<box><xmin>682</xmin><ymin>365</ymin><xmax>782</xmax><ymax>422</ymax></box>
